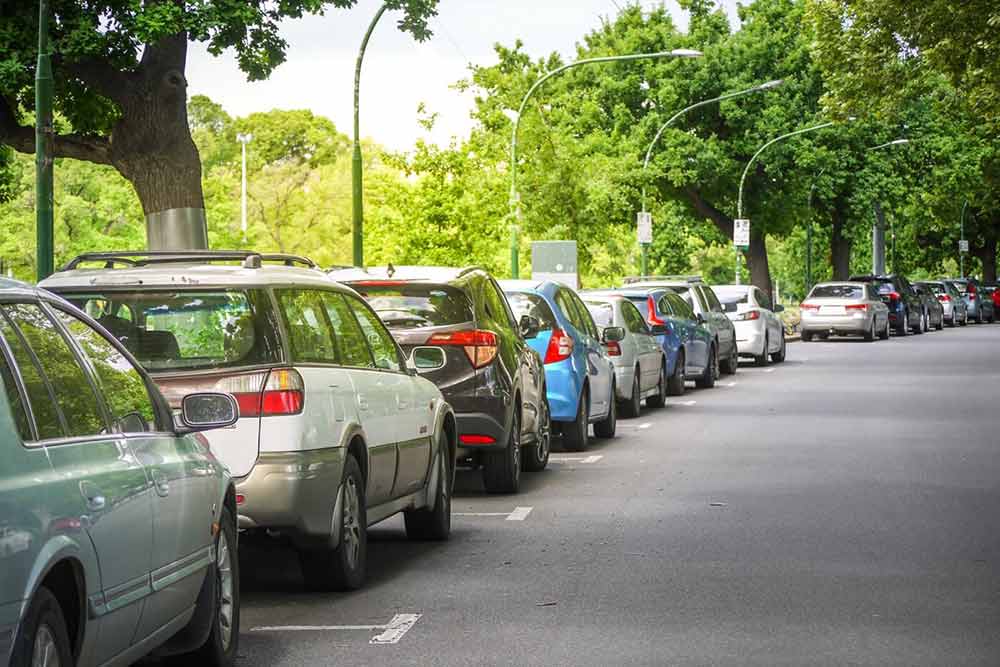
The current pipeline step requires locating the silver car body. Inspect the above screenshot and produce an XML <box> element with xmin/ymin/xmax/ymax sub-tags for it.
<box><xmin>921</xmin><ymin>281</ymin><xmax>968</xmax><ymax>324</ymax></box>
<box><xmin>580</xmin><ymin>295</ymin><xmax>664</xmax><ymax>401</ymax></box>
<box><xmin>800</xmin><ymin>282</ymin><xmax>890</xmax><ymax>338</ymax></box>
<box><xmin>713</xmin><ymin>285</ymin><xmax>785</xmax><ymax>358</ymax></box>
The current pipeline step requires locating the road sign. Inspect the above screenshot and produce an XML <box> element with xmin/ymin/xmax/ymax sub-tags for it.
<box><xmin>959</xmin><ymin>239</ymin><xmax>969</xmax><ymax>253</ymax></box>
<box><xmin>637</xmin><ymin>212</ymin><xmax>653</xmax><ymax>244</ymax></box>
<box><xmin>734</xmin><ymin>218</ymin><xmax>750</xmax><ymax>248</ymax></box>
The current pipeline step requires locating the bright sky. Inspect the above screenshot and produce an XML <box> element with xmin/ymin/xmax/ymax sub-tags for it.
<box><xmin>187</xmin><ymin>0</ymin><xmax>743</xmax><ymax>151</ymax></box>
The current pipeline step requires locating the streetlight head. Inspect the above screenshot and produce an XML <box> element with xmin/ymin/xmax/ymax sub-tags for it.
<box><xmin>237</xmin><ymin>133</ymin><xmax>253</xmax><ymax>143</ymax></box>
<box><xmin>846</xmin><ymin>116</ymin><xmax>858</xmax><ymax>123</ymax></box>
<box><xmin>757</xmin><ymin>79</ymin><xmax>784</xmax><ymax>90</ymax></box>
<box><xmin>669</xmin><ymin>49</ymin><xmax>703</xmax><ymax>58</ymax></box>
<box><xmin>889</xmin><ymin>139</ymin><xmax>909</xmax><ymax>145</ymax></box>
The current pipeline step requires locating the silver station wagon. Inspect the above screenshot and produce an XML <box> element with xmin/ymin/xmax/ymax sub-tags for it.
<box><xmin>0</xmin><ymin>279</ymin><xmax>240</xmax><ymax>667</ymax></box>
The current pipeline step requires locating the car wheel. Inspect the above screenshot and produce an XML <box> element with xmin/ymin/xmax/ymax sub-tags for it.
<box><xmin>667</xmin><ymin>351</ymin><xmax>686</xmax><ymax>395</ymax></box>
<box><xmin>990</xmin><ymin>309</ymin><xmax>996</xmax><ymax>324</ymax></box>
<box><xmin>936</xmin><ymin>312</ymin><xmax>944</xmax><ymax>330</ymax></box>
<box><xmin>801</xmin><ymin>331</ymin><xmax>813</xmax><ymax>343</ymax></box>
<box><xmin>879</xmin><ymin>318</ymin><xmax>890</xmax><ymax>340</ymax></box>
<box><xmin>522</xmin><ymin>396</ymin><xmax>551</xmax><ymax>472</ymax></box>
<box><xmin>300</xmin><ymin>454</ymin><xmax>368</xmax><ymax>591</ymax></box>
<box><xmin>189</xmin><ymin>503</ymin><xmax>240</xmax><ymax>666</ymax></box>
<box><xmin>947</xmin><ymin>313</ymin><xmax>956</xmax><ymax>328</ymax></box>
<box><xmin>755</xmin><ymin>334</ymin><xmax>771</xmax><ymax>365</ymax></box>
<box><xmin>646</xmin><ymin>361</ymin><xmax>667</xmax><ymax>408</ymax></box>
<box><xmin>864</xmin><ymin>318</ymin><xmax>875</xmax><ymax>342</ymax></box>
<box><xmin>405</xmin><ymin>440</ymin><xmax>452</xmax><ymax>539</ymax></box>
<box><xmin>695</xmin><ymin>345</ymin><xmax>717</xmax><ymax>389</ymax></box>
<box><xmin>897</xmin><ymin>310</ymin><xmax>909</xmax><ymax>336</ymax></box>
<box><xmin>771</xmin><ymin>332</ymin><xmax>786</xmax><ymax>362</ymax></box>
<box><xmin>10</xmin><ymin>586</ymin><xmax>73</xmax><ymax>667</ymax></box>
<box><xmin>722</xmin><ymin>345</ymin><xmax>739</xmax><ymax>375</ymax></box>
<box><xmin>483</xmin><ymin>407</ymin><xmax>521</xmax><ymax>493</ymax></box>
<box><xmin>620</xmin><ymin>372</ymin><xmax>642</xmax><ymax>418</ymax></box>
<box><xmin>593</xmin><ymin>381</ymin><xmax>617</xmax><ymax>439</ymax></box>
<box><xmin>960</xmin><ymin>310</ymin><xmax>968</xmax><ymax>326</ymax></box>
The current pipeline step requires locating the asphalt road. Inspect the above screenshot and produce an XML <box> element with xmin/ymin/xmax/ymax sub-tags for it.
<box><xmin>235</xmin><ymin>323</ymin><xmax>1000</xmax><ymax>666</ymax></box>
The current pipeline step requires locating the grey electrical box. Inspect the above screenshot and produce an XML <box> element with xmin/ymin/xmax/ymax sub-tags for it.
<box><xmin>531</xmin><ymin>241</ymin><xmax>578</xmax><ymax>288</ymax></box>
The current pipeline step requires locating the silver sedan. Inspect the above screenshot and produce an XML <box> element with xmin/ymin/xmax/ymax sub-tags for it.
<box><xmin>800</xmin><ymin>282</ymin><xmax>891</xmax><ymax>342</ymax></box>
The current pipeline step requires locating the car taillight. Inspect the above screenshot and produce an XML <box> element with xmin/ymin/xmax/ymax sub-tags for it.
<box><xmin>846</xmin><ymin>304</ymin><xmax>868</xmax><ymax>312</ymax></box>
<box><xmin>647</xmin><ymin>296</ymin><xmax>665</xmax><ymax>326</ymax></box>
<box><xmin>459</xmin><ymin>434</ymin><xmax>496</xmax><ymax>445</ymax></box>
<box><xmin>604</xmin><ymin>340</ymin><xmax>622</xmax><ymax>356</ymax></box>
<box><xmin>426</xmin><ymin>329</ymin><xmax>498</xmax><ymax>369</ymax></box>
<box><xmin>800</xmin><ymin>303</ymin><xmax>819</xmax><ymax>311</ymax></box>
<box><xmin>886</xmin><ymin>291</ymin><xmax>900</xmax><ymax>302</ymax></box>
<box><xmin>543</xmin><ymin>328</ymin><xmax>574</xmax><ymax>364</ymax></box>
<box><xmin>937</xmin><ymin>294</ymin><xmax>951</xmax><ymax>302</ymax></box>
<box><xmin>216</xmin><ymin>368</ymin><xmax>304</xmax><ymax>417</ymax></box>
<box><xmin>736</xmin><ymin>310</ymin><xmax>761</xmax><ymax>321</ymax></box>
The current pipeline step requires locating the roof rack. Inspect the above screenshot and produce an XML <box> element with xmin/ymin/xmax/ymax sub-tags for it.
<box><xmin>61</xmin><ymin>251</ymin><xmax>318</xmax><ymax>272</ymax></box>
<box><xmin>622</xmin><ymin>275</ymin><xmax>702</xmax><ymax>284</ymax></box>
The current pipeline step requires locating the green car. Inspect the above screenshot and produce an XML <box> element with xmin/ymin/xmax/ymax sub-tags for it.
<box><xmin>0</xmin><ymin>279</ymin><xmax>240</xmax><ymax>667</ymax></box>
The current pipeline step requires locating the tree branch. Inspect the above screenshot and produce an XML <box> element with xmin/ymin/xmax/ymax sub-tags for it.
<box><xmin>62</xmin><ymin>56</ymin><xmax>135</xmax><ymax>105</ymax></box>
<box><xmin>683</xmin><ymin>186</ymin><xmax>733</xmax><ymax>238</ymax></box>
<box><xmin>1</xmin><ymin>95</ymin><xmax>112</xmax><ymax>164</ymax></box>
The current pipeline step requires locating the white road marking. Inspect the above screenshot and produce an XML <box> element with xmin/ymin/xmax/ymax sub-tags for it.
<box><xmin>453</xmin><ymin>512</ymin><xmax>510</xmax><ymax>517</ymax></box>
<box><xmin>581</xmin><ymin>454</ymin><xmax>603</xmax><ymax>464</ymax></box>
<box><xmin>725</xmin><ymin>382</ymin><xmax>737</xmax><ymax>387</ymax></box>
<box><xmin>551</xmin><ymin>454</ymin><xmax>603</xmax><ymax>463</ymax></box>
<box><xmin>251</xmin><ymin>613</ymin><xmax>422</xmax><ymax>645</ymax></box>
<box><xmin>678</xmin><ymin>400</ymin><xmax>697</xmax><ymax>406</ymax></box>
<box><xmin>506</xmin><ymin>506</ymin><xmax>533</xmax><ymax>521</ymax></box>
<box><xmin>763</xmin><ymin>368</ymin><xmax>776</xmax><ymax>373</ymax></box>
<box><xmin>638</xmin><ymin>423</ymin><xmax>652</xmax><ymax>430</ymax></box>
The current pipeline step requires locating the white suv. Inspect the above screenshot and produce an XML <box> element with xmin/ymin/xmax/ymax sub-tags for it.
<box><xmin>41</xmin><ymin>251</ymin><xmax>457</xmax><ymax>591</ymax></box>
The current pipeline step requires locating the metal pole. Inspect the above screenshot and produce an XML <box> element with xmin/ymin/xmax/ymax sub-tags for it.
<box><xmin>960</xmin><ymin>200</ymin><xmax>967</xmax><ymax>278</ymax></box>
<box><xmin>805</xmin><ymin>167</ymin><xmax>825</xmax><ymax>292</ymax></box>
<box><xmin>508</xmin><ymin>48</ymin><xmax>702</xmax><ymax>278</ymax></box>
<box><xmin>864</xmin><ymin>139</ymin><xmax>909</xmax><ymax>276</ymax></box>
<box><xmin>35</xmin><ymin>0</ymin><xmax>54</xmax><ymax>281</ymax></box>
<box><xmin>641</xmin><ymin>245</ymin><xmax>648</xmax><ymax>278</ymax></box>
<box><xmin>352</xmin><ymin>4</ymin><xmax>388</xmax><ymax>268</ymax></box>
<box><xmin>237</xmin><ymin>133</ymin><xmax>251</xmax><ymax>243</ymax></box>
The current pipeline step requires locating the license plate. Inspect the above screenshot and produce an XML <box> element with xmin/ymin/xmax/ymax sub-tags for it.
<box><xmin>820</xmin><ymin>305</ymin><xmax>846</xmax><ymax>315</ymax></box>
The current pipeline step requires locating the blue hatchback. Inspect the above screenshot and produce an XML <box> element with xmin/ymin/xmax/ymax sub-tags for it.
<box><xmin>501</xmin><ymin>280</ymin><xmax>617</xmax><ymax>451</ymax></box>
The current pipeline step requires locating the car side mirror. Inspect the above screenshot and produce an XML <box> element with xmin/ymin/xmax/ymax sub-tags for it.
<box><xmin>602</xmin><ymin>326</ymin><xmax>625</xmax><ymax>343</ymax></box>
<box><xmin>650</xmin><ymin>323</ymin><xmax>669</xmax><ymax>336</ymax></box>
<box><xmin>695</xmin><ymin>312</ymin><xmax>706</xmax><ymax>324</ymax></box>
<box><xmin>519</xmin><ymin>314</ymin><xmax>540</xmax><ymax>339</ymax></box>
<box><xmin>774</xmin><ymin>304</ymin><xmax>785</xmax><ymax>313</ymax></box>
<box><xmin>180</xmin><ymin>393</ymin><xmax>238</xmax><ymax>432</ymax></box>
<box><xmin>408</xmin><ymin>346</ymin><xmax>446</xmax><ymax>373</ymax></box>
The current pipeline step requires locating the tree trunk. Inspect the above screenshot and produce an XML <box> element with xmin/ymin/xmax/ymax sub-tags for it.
<box><xmin>747</xmin><ymin>226</ymin><xmax>771</xmax><ymax>298</ymax></box>
<box><xmin>830</xmin><ymin>198</ymin><xmax>851</xmax><ymax>279</ymax></box>
<box><xmin>973</xmin><ymin>225</ymin><xmax>997</xmax><ymax>282</ymax></box>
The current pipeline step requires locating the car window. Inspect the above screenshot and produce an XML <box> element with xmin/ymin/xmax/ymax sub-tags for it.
<box><xmin>584</xmin><ymin>301</ymin><xmax>614</xmax><ymax>328</ymax></box>
<box><xmin>352</xmin><ymin>283</ymin><xmax>474</xmax><ymax>329</ymax></box>
<box><xmin>666</xmin><ymin>286</ymin><xmax>702</xmax><ymax>312</ymax></box>
<box><xmin>505</xmin><ymin>292</ymin><xmax>557</xmax><ymax>331</ymax></box>
<box><xmin>569</xmin><ymin>292</ymin><xmax>600</xmax><ymax>338</ymax></box>
<box><xmin>277</xmin><ymin>290</ymin><xmax>338</xmax><ymax>364</ymax></box>
<box><xmin>867</xmin><ymin>285</ymin><xmax>879</xmax><ymax>300</ymax></box>
<box><xmin>713</xmin><ymin>288</ymin><xmax>749</xmax><ymax>313</ymax></box>
<box><xmin>0</xmin><ymin>342</ymin><xmax>34</xmax><ymax>441</ymax></box>
<box><xmin>664</xmin><ymin>292</ymin><xmax>694</xmax><ymax>320</ymax></box>
<box><xmin>755</xmin><ymin>288</ymin><xmax>772</xmax><ymax>310</ymax></box>
<box><xmin>1</xmin><ymin>304</ymin><xmax>106</xmax><ymax>439</ymax></box>
<box><xmin>52</xmin><ymin>308</ymin><xmax>157</xmax><ymax>433</ymax></box>
<box><xmin>555</xmin><ymin>289</ymin><xmax>582</xmax><ymax>329</ymax></box>
<box><xmin>320</xmin><ymin>293</ymin><xmax>374</xmax><ymax>368</ymax></box>
<box><xmin>482</xmin><ymin>279</ymin><xmax>514</xmax><ymax>331</ymax></box>
<box><xmin>702</xmin><ymin>287</ymin><xmax>724</xmax><ymax>313</ymax></box>
<box><xmin>622</xmin><ymin>301</ymin><xmax>649</xmax><ymax>335</ymax></box>
<box><xmin>657</xmin><ymin>296</ymin><xmax>674</xmax><ymax>316</ymax></box>
<box><xmin>345</xmin><ymin>295</ymin><xmax>404</xmax><ymax>372</ymax></box>
<box><xmin>0</xmin><ymin>311</ymin><xmax>62</xmax><ymax>439</ymax></box>
<box><xmin>810</xmin><ymin>285</ymin><xmax>864</xmax><ymax>299</ymax></box>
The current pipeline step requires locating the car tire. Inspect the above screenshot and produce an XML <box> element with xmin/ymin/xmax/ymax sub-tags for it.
<box><xmin>667</xmin><ymin>351</ymin><xmax>686</xmax><ymax>395</ymax></box>
<box><xmin>755</xmin><ymin>334</ymin><xmax>771</xmax><ymax>365</ymax></box>
<box><xmin>771</xmin><ymin>332</ymin><xmax>786</xmax><ymax>362</ymax></box>
<box><xmin>721</xmin><ymin>345</ymin><xmax>739</xmax><ymax>375</ymax></box>
<box><xmin>935</xmin><ymin>313</ymin><xmax>944</xmax><ymax>330</ymax></box>
<box><xmin>801</xmin><ymin>331</ymin><xmax>813</xmax><ymax>343</ymax></box>
<box><xmin>695</xmin><ymin>345</ymin><xmax>717</xmax><ymax>389</ymax></box>
<box><xmin>593</xmin><ymin>382</ymin><xmax>617</xmax><ymax>439</ymax></box>
<box><xmin>188</xmin><ymin>504</ymin><xmax>240</xmax><ymax>666</ymax></box>
<box><xmin>947</xmin><ymin>314</ymin><xmax>956</xmax><ymax>328</ymax></box>
<box><xmin>405</xmin><ymin>443</ymin><xmax>452</xmax><ymax>539</ymax></box>
<box><xmin>896</xmin><ymin>310</ymin><xmax>909</xmax><ymax>336</ymax></box>
<box><xmin>483</xmin><ymin>407</ymin><xmax>522</xmax><ymax>493</ymax></box>
<box><xmin>10</xmin><ymin>586</ymin><xmax>73</xmax><ymax>667</ymax></box>
<box><xmin>620</xmin><ymin>372</ymin><xmax>642</xmax><ymax>418</ymax></box>
<box><xmin>864</xmin><ymin>319</ymin><xmax>875</xmax><ymax>342</ymax></box>
<box><xmin>646</xmin><ymin>361</ymin><xmax>667</xmax><ymax>408</ymax></box>
<box><xmin>522</xmin><ymin>397</ymin><xmax>551</xmax><ymax>472</ymax></box>
<box><xmin>879</xmin><ymin>319</ymin><xmax>890</xmax><ymax>340</ymax></box>
<box><xmin>960</xmin><ymin>310</ymin><xmax>968</xmax><ymax>326</ymax></box>
<box><xmin>299</xmin><ymin>454</ymin><xmax>367</xmax><ymax>591</ymax></box>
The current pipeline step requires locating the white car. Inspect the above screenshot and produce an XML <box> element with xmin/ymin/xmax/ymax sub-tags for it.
<box><xmin>713</xmin><ymin>285</ymin><xmax>786</xmax><ymax>366</ymax></box>
<box><xmin>41</xmin><ymin>251</ymin><xmax>457</xmax><ymax>592</ymax></box>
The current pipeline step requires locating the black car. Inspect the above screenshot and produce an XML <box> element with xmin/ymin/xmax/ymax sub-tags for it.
<box><xmin>912</xmin><ymin>283</ymin><xmax>945</xmax><ymax>330</ymax></box>
<box><xmin>848</xmin><ymin>274</ymin><xmax>925</xmax><ymax>335</ymax></box>
<box><xmin>333</xmin><ymin>266</ymin><xmax>549</xmax><ymax>494</ymax></box>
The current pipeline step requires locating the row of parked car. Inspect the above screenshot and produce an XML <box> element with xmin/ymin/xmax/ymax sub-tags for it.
<box><xmin>0</xmin><ymin>251</ymin><xmax>787</xmax><ymax>666</ymax></box>
<box><xmin>799</xmin><ymin>274</ymin><xmax>999</xmax><ymax>340</ymax></box>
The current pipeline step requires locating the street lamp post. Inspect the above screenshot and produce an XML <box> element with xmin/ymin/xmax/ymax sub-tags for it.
<box><xmin>237</xmin><ymin>133</ymin><xmax>252</xmax><ymax>243</ymax></box>
<box><xmin>638</xmin><ymin>79</ymin><xmax>783</xmax><ymax>277</ymax></box>
<box><xmin>866</xmin><ymin>139</ymin><xmax>909</xmax><ymax>274</ymax></box>
<box><xmin>736</xmin><ymin>120</ymin><xmax>844</xmax><ymax>285</ymax></box>
<box><xmin>804</xmin><ymin>167</ymin><xmax>826</xmax><ymax>291</ymax></box>
<box><xmin>35</xmin><ymin>0</ymin><xmax>54</xmax><ymax>281</ymax></box>
<box><xmin>351</xmin><ymin>4</ymin><xmax>389</xmax><ymax>268</ymax></box>
<box><xmin>960</xmin><ymin>199</ymin><xmax>968</xmax><ymax>278</ymax></box>
<box><xmin>508</xmin><ymin>48</ymin><xmax>702</xmax><ymax>278</ymax></box>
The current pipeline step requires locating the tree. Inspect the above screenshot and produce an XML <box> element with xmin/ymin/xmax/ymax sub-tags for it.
<box><xmin>0</xmin><ymin>0</ymin><xmax>438</xmax><ymax>248</ymax></box>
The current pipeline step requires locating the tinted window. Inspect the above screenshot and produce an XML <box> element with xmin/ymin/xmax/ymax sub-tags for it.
<box><xmin>568</xmin><ymin>293</ymin><xmax>600</xmax><ymax>338</ymax></box>
<box><xmin>0</xmin><ymin>344</ymin><xmax>33</xmax><ymax>441</ymax></box>
<box><xmin>920</xmin><ymin>283</ymin><xmax>945</xmax><ymax>296</ymax></box>
<box><xmin>584</xmin><ymin>301</ymin><xmax>614</xmax><ymax>328</ymax></box>
<box><xmin>505</xmin><ymin>292</ymin><xmax>557</xmax><ymax>331</ymax></box>
<box><xmin>665</xmin><ymin>286</ymin><xmax>699</xmax><ymax>312</ymax></box>
<box><xmin>810</xmin><ymin>285</ymin><xmax>864</xmax><ymax>299</ymax></box>
<box><xmin>0</xmin><ymin>312</ymin><xmax>61</xmax><ymax>439</ymax></box>
<box><xmin>64</xmin><ymin>290</ymin><xmax>281</xmax><ymax>371</ymax></box>
<box><xmin>277</xmin><ymin>290</ymin><xmax>338</xmax><ymax>364</ymax></box>
<box><xmin>622</xmin><ymin>301</ymin><xmax>648</xmax><ymax>335</ymax></box>
<box><xmin>52</xmin><ymin>308</ymin><xmax>156</xmax><ymax>433</ymax></box>
<box><xmin>873</xmin><ymin>281</ymin><xmax>896</xmax><ymax>295</ymax></box>
<box><xmin>664</xmin><ymin>292</ymin><xmax>694</xmax><ymax>320</ymax></box>
<box><xmin>702</xmin><ymin>287</ymin><xmax>724</xmax><ymax>313</ymax></box>
<box><xmin>555</xmin><ymin>289</ymin><xmax>589</xmax><ymax>335</ymax></box>
<box><xmin>346</xmin><ymin>296</ymin><xmax>403</xmax><ymax>372</ymax></box>
<box><xmin>352</xmin><ymin>283</ymin><xmax>474</xmax><ymax>329</ymax></box>
<box><xmin>2</xmin><ymin>304</ymin><xmax>106</xmax><ymax>439</ymax></box>
<box><xmin>626</xmin><ymin>296</ymin><xmax>650</xmax><ymax>319</ymax></box>
<box><xmin>482</xmin><ymin>280</ymin><xmax>514</xmax><ymax>330</ymax></box>
<box><xmin>713</xmin><ymin>288</ymin><xmax>749</xmax><ymax>313</ymax></box>
<box><xmin>657</xmin><ymin>296</ymin><xmax>674</xmax><ymax>316</ymax></box>
<box><xmin>320</xmin><ymin>293</ymin><xmax>374</xmax><ymax>367</ymax></box>
<box><xmin>756</xmin><ymin>288</ymin><xmax>772</xmax><ymax>310</ymax></box>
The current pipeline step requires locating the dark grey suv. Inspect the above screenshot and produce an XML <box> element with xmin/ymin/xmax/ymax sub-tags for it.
<box><xmin>332</xmin><ymin>266</ymin><xmax>549</xmax><ymax>494</ymax></box>
<box><xmin>849</xmin><ymin>274</ymin><xmax>925</xmax><ymax>335</ymax></box>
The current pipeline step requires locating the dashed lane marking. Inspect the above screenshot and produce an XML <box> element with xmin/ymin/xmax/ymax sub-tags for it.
<box><xmin>506</xmin><ymin>506</ymin><xmax>533</xmax><ymax>521</ymax></box>
<box><xmin>251</xmin><ymin>613</ymin><xmax>422</xmax><ymax>645</ymax></box>
<box><xmin>678</xmin><ymin>400</ymin><xmax>697</xmax><ymax>406</ymax></box>
<box><xmin>763</xmin><ymin>368</ymin><xmax>776</xmax><ymax>373</ymax></box>
<box><xmin>551</xmin><ymin>454</ymin><xmax>603</xmax><ymax>464</ymax></box>
<box><xmin>452</xmin><ymin>512</ymin><xmax>509</xmax><ymax>517</ymax></box>
<box><xmin>638</xmin><ymin>423</ymin><xmax>652</xmax><ymax>429</ymax></box>
<box><xmin>724</xmin><ymin>382</ymin><xmax>737</xmax><ymax>387</ymax></box>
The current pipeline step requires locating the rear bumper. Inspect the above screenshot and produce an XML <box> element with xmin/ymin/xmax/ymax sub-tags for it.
<box><xmin>801</xmin><ymin>313</ymin><xmax>870</xmax><ymax>334</ymax></box>
<box><xmin>235</xmin><ymin>449</ymin><xmax>344</xmax><ymax>545</ymax></box>
<box><xmin>734</xmin><ymin>321</ymin><xmax>765</xmax><ymax>356</ymax></box>
<box><xmin>614</xmin><ymin>365</ymin><xmax>636</xmax><ymax>400</ymax></box>
<box><xmin>455</xmin><ymin>410</ymin><xmax>507</xmax><ymax>453</ymax></box>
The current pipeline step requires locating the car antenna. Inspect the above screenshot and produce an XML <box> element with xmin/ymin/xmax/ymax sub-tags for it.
<box><xmin>387</xmin><ymin>262</ymin><xmax>396</xmax><ymax>278</ymax></box>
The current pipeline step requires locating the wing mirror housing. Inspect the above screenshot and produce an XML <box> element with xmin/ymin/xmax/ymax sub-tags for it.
<box><xmin>179</xmin><ymin>393</ymin><xmax>239</xmax><ymax>433</ymax></box>
<box><xmin>774</xmin><ymin>304</ymin><xmax>785</xmax><ymax>313</ymax></box>
<box><xmin>649</xmin><ymin>323</ymin><xmax>669</xmax><ymax>336</ymax></box>
<box><xmin>519</xmin><ymin>314</ymin><xmax>541</xmax><ymax>339</ymax></box>
<box><xmin>408</xmin><ymin>346</ymin><xmax>447</xmax><ymax>374</ymax></box>
<box><xmin>695</xmin><ymin>312</ymin><xmax>706</xmax><ymax>324</ymax></box>
<box><xmin>602</xmin><ymin>326</ymin><xmax>626</xmax><ymax>343</ymax></box>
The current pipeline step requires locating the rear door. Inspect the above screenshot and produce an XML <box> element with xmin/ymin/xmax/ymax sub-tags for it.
<box><xmin>565</xmin><ymin>291</ymin><xmax>612</xmax><ymax>419</ymax></box>
<box><xmin>665</xmin><ymin>292</ymin><xmax>707</xmax><ymax>369</ymax></box>
<box><xmin>621</xmin><ymin>301</ymin><xmax>660</xmax><ymax>391</ymax></box>
<box><xmin>0</xmin><ymin>303</ymin><xmax>153</xmax><ymax>665</ymax></box>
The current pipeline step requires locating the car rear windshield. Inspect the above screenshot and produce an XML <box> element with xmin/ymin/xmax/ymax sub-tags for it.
<box><xmin>810</xmin><ymin>285</ymin><xmax>864</xmax><ymax>299</ymax></box>
<box><xmin>920</xmin><ymin>282</ymin><xmax>946</xmax><ymax>295</ymax></box>
<box><xmin>63</xmin><ymin>290</ymin><xmax>281</xmax><ymax>372</ymax></box>
<box><xmin>505</xmin><ymin>292</ymin><xmax>556</xmax><ymax>330</ymax></box>
<box><xmin>625</xmin><ymin>296</ymin><xmax>650</xmax><ymax>319</ymax></box>
<box><xmin>351</xmin><ymin>283</ymin><xmax>473</xmax><ymax>329</ymax></box>
<box><xmin>712</xmin><ymin>288</ymin><xmax>749</xmax><ymax>313</ymax></box>
<box><xmin>584</xmin><ymin>301</ymin><xmax>614</xmax><ymax>327</ymax></box>
<box><xmin>663</xmin><ymin>285</ymin><xmax>696</xmax><ymax>308</ymax></box>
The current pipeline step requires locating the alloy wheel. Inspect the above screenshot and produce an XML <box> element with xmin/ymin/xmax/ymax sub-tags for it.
<box><xmin>217</xmin><ymin>524</ymin><xmax>234</xmax><ymax>651</ymax></box>
<box><xmin>31</xmin><ymin>625</ymin><xmax>59</xmax><ymax>667</ymax></box>
<box><xmin>342</xmin><ymin>477</ymin><xmax>362</xmax><ymax>571</ymax></box>
<box><xmin>536</xmin><ymin>400</ymin><xmax>551</xmax><ymax>463</ymax></box>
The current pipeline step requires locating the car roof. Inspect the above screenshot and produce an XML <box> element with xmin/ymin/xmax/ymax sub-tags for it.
<box><xmin>0</xmin><ymin>277</ymin><xmax>48</xmax><ymax>301</ymax></box>
<box><xmin>713</xmin><ymin>284</ymin><xmax>751</xmax><ymax>293</ymax></box>
<box><xmin>811</xmin><ymin>281</ymin><xmax>868</xmax><ymax>289</ymax></box>
<box><xmin>579</xmin><ymin>293</ymin><xmax>626</xmax><ymax>304</ymax></box>
<box><xmin>40</xmin><ymin>263</ymin><xmax>343</xmax><ymax>292</ymax></box>
<box><xmin>328</xmin><ymin>265</ymin><xmax>488</xmax><ymax>284</ymax></box>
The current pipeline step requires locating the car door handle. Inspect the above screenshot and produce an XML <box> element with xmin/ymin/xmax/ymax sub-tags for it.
<box><xmin>357</xmin><ymin>394</ymin><xmax>369</xmax><ymax>411</ymax></box>
<box><xmin>79</xmin><ymin>481</ymin><xmax>106</xmax><ymax>512</ymax></box>
<box><xmin>150</xmin><ymin>469</ymin><xmax>170</xmax><ymax>497</ymax></box>
<box><xmin>397</xmin><ymin>397</ymin><xmax>409</xmax><ymax>409</ymax></box>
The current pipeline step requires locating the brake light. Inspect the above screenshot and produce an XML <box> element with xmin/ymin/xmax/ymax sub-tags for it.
<box><xmin>800</xmin><ymin>303</ymin><xmax>819</xmax><ymax>311</ymax></box>
<box><xmin>646</xmin><ymin>296</ymin><xmax>665</xmax><ymax>326</ymax></box>
<box><xmin>845</xmin><ymin>304</ymin><xmax>868</xmax><ymax>312</ymax></box>
<box><xmin>967</xmin><ymin>284</ymin><xmax>977</xmax><ymax>295</ymax></box>
<box><xmin>937</xmin><ymin>294</ymin><xmax>951</xmax><ymax>302</ymax></box>
<box><xmin>459</xmin><ymin>434</ymin><xmax>496</xmax><ymax>445</ymax></box>
<box><xmin>235</xmin><ymin>494</ymin><xmax>246</xmax><ymax>505</ymax></box>
<box><xmin>216</xmin><ymin>368</ymin><xmax>304</xmax><ymax>417</ymax></box>
<box><xmin>886</xmin><ymin>291</ymin><xmax>900</xmax><ymax>302</ymax></box>
<box><xmin>604</xmin><ymin>340</ymin><xmax>622</xmax><ymax>356</ymax></box>
<box><xmin>426</xmin><ymin>329</ymin><xmax>498</xmax><ymax>369</ymax></box>
<box><xmin>736</xmin><ymin>310</ymin><xmax>761</xmax><ymax>321</ymax></box>
<box><xmin>543</xmin><ymin>328</ymin><xmax>575</xmax><ymax>364</ymax></box>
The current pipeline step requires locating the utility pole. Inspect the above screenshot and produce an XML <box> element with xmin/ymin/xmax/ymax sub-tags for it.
<box><xmin>35</xmin><ymin>0</ymin><xmax>54</xmax><ymax>281</ymax></box>
<box><xmin>960</xmin><ymin>200</ymin><xmax>968</xmax><ymax>278</ymax></box>
<box><xmin>237</xmin><ymin>133</ymin><xmax>252</xmax><ymax>243</ymax></box>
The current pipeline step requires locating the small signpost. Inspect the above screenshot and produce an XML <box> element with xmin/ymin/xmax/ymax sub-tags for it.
<box><xmin>637</xmin><ymin>211</ymin><xmax>653</xmax><ymax>244</ymax></box>
<box><xmin>734</xmin><ymin>218</ymin><xmax>751</xmax><ymax>248</ymax></box>
<box><xmin>959</xmin><ymin>239</ymin><xmax>969</xmax><ymax>253</ymax></box>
